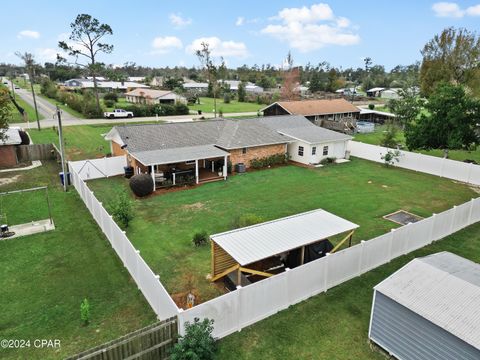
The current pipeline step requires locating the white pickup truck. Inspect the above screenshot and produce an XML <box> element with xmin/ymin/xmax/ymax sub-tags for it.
<box><xmin>104</xmin><ymin>109</ymin><xmax>134</xmax><ymax>119</ymax></box>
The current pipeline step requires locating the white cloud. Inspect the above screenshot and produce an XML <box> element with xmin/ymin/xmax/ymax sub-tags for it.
<box><xmin>261</xmin><ymin>3</ymin><xmax>359</xmax><ymax>52</ymax></box>
<box><xmin>17</xmin><ymin>30</ymin><xmax>40</xmax><ymax>39</ymax></box>
<box><xmin>432</xmin><ymin>2</ymin><xmax>464</xmax><ymax>17</ymax></box>
<box><xmin>236</xmin><ymin>16</ymin><xmax>245</xmax><ymax>26</ymax></box>
<box><xmin>432</xmin><ymin>2</ymin><xmax>480</xmax><ymax>17</ymax></box>
<box><xmin>151</xmin><ymin>36</ymin><xmax>183</xmax><ymax>53</ymax></box>
<box><xmin>169</xmin><ymin>13</ymin><xmax>192</xmax><ymax>28</ymax></box>
<box><xmin>466</xmin><ymin>4</ymin><xmax>480</xmax><ymax>16</ymax></box>
<box><xmin>186</xmin><ymin>37</ymin><xmax>248</xmax><ymax>58</ymax></box>
<box><xmin>36</xmin><ymin>48</ymin><xmax>57</xmax><ymax>62</ymax></box>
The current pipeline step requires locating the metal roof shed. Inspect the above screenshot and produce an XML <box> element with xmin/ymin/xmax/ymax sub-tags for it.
<box><xmin>210</xmin><ymin>209</ymin><xmax>359</xmax><ymax>285</ymax></box>
<box><xmin>369</xmin><ymin>252</ymin><xmax>480</xmax><ymax>360</ymax></box>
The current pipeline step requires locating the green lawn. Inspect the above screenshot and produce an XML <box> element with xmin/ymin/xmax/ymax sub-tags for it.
<box><xmin>0</xmin><ymin>83</ymin><xmax>44</xmax><ymax>123</ymax></box>
<box><xmin>217</xmin><ymin>222</ymin><xmax>480</xmax><ymax>359</ymax></box>
<box><xmin>354</xmin><ymin>124</ymin><xmax>480</xmax><ymax>163</ymax></box>
<box><xmin>189</xmin><ymin>97</ymin><xmax>263</xmax><ymax>114</ymax></box>
<box><xmin>40</xmin><ymin>94</ymin><xmax>86</xmax><ymax>119</ymax></box>
<box><xmin>0</xmin><ymin>162</ymin><xmax>156</xmax><ymax>360</ymax></box>
<box><xmin>102</xmin><ymin>97</ymin><xmax>129</xmax><ymax>112</ymax></box>
<box><xmin>88</xmin><ymin>159</ymin><xmax>476</xmax><ymax>305</ymax></box>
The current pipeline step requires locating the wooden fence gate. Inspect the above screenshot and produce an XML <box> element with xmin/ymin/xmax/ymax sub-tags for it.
<box><xmin>65</xmin><ymin>317</ymin><xmax>178</xmax><ymax>360</ymax></box>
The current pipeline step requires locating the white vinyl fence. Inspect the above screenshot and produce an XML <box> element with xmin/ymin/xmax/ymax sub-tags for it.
<box><xmin>178</xmin><ymin>198</ymin><xmax>480</xmax><ymax>338</ymax></box>
<box><xmin>348</xmin><ymin>141</ymin><xmax>480</xmax><ymax>186</ymax></box>
<box><xmin>69</xmin><ymin>161</ymin><xmax>179</xmax><ymax>320</ymax></box>
<box><xmin>68</xmin><ymin>156</ymin><xmax>480</xmax><ymax>340</ymax></box>
<box><xmin>69</xmin><ymin>156</ymin><xmax>127</xmax><ymax>181</ymax></box>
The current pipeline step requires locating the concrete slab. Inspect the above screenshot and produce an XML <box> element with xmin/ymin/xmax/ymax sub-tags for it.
<box><xmin>335</xmin><ymin>159</ymin><xmax>351</xmax><ymax>164</ymax></box>
<box><xmin>1</xmin><ymin>219</ymin><xmax>55</xmax><ymax>240</ymax></box>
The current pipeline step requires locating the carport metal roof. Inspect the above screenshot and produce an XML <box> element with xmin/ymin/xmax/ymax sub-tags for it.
<box><xmin>211</xmin><ymin>209</ymin><xmax>359</xmax><ymax>266</ymax></box>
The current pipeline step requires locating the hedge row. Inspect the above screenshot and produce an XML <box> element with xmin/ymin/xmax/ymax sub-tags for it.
<box><xmin>250</xmin><ymin>154</ymin><xmax>289</xmax><ymax>169</ymax></box>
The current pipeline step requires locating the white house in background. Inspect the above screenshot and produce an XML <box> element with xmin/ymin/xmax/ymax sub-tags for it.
<box><xmin>127</xmin><ymin>76</ymin><xmax>145</xmax><ymax>82</ymax></box>
<box><xmin>380</xmin><ymin>88</ymin><xmax>401</xmax><ymax>100</ymax></box>
<box><xmin>63</xmin><ymin>78</ymin><xmax>149</xmax><ymax>92</ymax></box>
<box><xmin>222</xmin><ymin>80</ymin><xmax>264</xmax><ymax>93</ymax></box>
<box><xmin>125</xmin><ymin>88</ymin><xmax>187</xmax><ymax>105</ymax></box>
<box><xmin>257</xmin><ymin>116</ymin><xmax>352</xmax><ymax>165</ymax></box>
<box><xmin>183</xmin><ymin>82</ymin><xmax>209</xmax><ymax>92</ymax></box>
<box><xmin>366</xmin><ymin>87</ymin><xmax>385</xmax><ymax>97</ymax></box>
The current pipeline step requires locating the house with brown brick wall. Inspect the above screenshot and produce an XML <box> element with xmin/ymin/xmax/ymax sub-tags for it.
<box><xmin>105</xmin><ymin>115</ymin><xmax>351</xmax><ymax>190</ymax></box>
<box><xmin>0</xmin><ymin>128</ymin><xmax>22</xmax><ymax>167</ymax></box>
<box><xmin>261</xmin><ymin>98</ymin><xmax>360</xmax><ymax>133</ymax></box>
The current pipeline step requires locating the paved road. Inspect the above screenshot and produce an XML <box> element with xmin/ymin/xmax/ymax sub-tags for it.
<box><xmin>15</xmin><ymin>111</ymin><xmax>259</xmax><ymax>129</ymax></box>
<box><xmin>3</xmin><ymin>78</ymin><xmax>77</xmax><ymax>121</ymax></box>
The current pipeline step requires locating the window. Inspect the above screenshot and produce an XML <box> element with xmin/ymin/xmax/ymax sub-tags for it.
<box><xmin>323</xmin><ymin>146</ymin><xmax>329</xmax><ymax>156</ymax></box>
<box><xmin>242</xmin><ymin>147</ymin><xmax>247</xmax><ymax>154</ymax></box>
<box><xmin>185</xmin><ymin>160</ymin><xmax>195</xmax><ymax>165</ymax></box>
<box><xmin>298</xmin><ymin>146</ymin><xmax>304</xmax><ymax>156</ymax></box>
<box><xmin>312</xmin><ymin>146</ymin><xmax>316</xmax><ymax>155</ymax></box>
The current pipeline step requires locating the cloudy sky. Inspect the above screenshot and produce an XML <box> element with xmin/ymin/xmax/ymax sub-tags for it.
<box><xmin>2</xmin><ymin>1</ymin><xmax>479</xmax><ymax>70</ymax></box>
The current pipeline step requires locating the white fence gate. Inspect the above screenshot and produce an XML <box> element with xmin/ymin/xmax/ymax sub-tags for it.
<box><xmin>68</xmin><ymin>154</ymin><xmax>480</xmax><ymax>340</ymax></box>
<box><xmin>69</xmin><ymin>156</ymin><xmax>127</xmax><ymax>181</ymax></box>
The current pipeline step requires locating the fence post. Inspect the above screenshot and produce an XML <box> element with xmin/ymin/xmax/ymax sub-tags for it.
<box><xmin>403</xmin><ymin>223</ymin><xmax>411</xmax><ymax>255</ymax></box>
<box><xmin>440</xmin><ymin>157</ymin><xmax>446</xmax><ymax>178</ymax></box>
<box><xmin>135</xmin><ymin>249</ymin><xmax>141</xmax><ymax>288</ymax></box>
<box><xmin>428</xmin><ymin>213</ymin><xmax>436</xmax><ymax>244</ymax></box>
<box><xmin>122</xmin><ymin>231</ymin><xmax>127</xmax><ymax>266</ymax></box>
<box><xmin>387</xmin><ymin>231</ymin><xmax>394</xmax><ymax>262</ymax></box>
<box><xmin>236</xmin><ymin>285</ymin><xmax>243</xmax><ymax>332</ymax></box>
<box><xmin>466</xmin><ymin>162</ymin><xmax>474</xmax><ymax>184</ymax></box>
<box><xmin>358</xmin><ymin>240</ymin><xmax>365</xmax><ymax>274</ymax></box>
<box><xmin>449</xmin><ymin>206</ymin><xmax>457</xmax><ymax>235</ymax></box>
<box><xmin>324</xmin><ymin>253</ymin><xmax>331</xmax><ymax>292</ymax></box>
<box><xmin>468</xmin><ymin>199</ymin><xmax>475</xmax><ymax>226</ymax></box>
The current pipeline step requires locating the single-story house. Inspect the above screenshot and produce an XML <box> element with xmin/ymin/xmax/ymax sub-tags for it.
<box><xmin>369</xmin><ymin>252</ymin><xmax>480</xmax><ymax>360</ymax></box>
<box><xmin>149</xmin><ymin>76</ymin><xmax>164</xmax><ymax>87</ymax></box>
<box><xmin>183</xmin><ymin>82</ymin><xmax>209</xmax><ymax>92</ymax></box>
<box><xmin>63</xmin><ymin>78</ymin><xmax>149</xmax><ymax>92</ymax></box>
<box><xmin>261</xmin><ymin>99</ymin><xmax>361</xmax><ymax>133</ymax></box>
<box><xmin>358</xmin><ymin>108</ymin><xmax>396</xmax><ymax>124</ymax></box>
<box><xmin>0</xmin><ymin>128</ymin><xmax>22</xmax><ymax>167</ymax></box>
<box><xmin>366</xmin><ymin>87</ymin><xmax>385</xmax><ymax>97</ymax></box>
<box><xmin>335</xmin><ymin>88</ymin><xmax>357</xmax><ymax>96</ymax></box>
<box><xmin>105</xmin><ymin>115</ymin><xmax>352</xmax><ymax>189</ymax></box>
<box><xmin>380</xmin><ymin>88</ymin><xmax>401</xmax><ymax>100</ymax></box>
<box><xmin>127</xmin><ymin>76</ymin><xmax>145</xmax><ymax>82</ymax></box>
<box><xmin>125</xmin><ymin>88</ymin><xmax>187</xmax><ymax>105</ymax></box>
<box><xmin>222</xmin><ymin>80</ymin><xmax>264</xmax><ymax>93</ymax></box>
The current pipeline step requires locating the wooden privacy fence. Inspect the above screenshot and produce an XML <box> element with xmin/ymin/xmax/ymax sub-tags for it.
<box><xmin>65</xmin><ymin>317</ymin><xmax>178</xmax><ymax>360</ymax></box>
<box><xmin>16</xmin><ymin>143</ymin><xmax>60</xmax><ymax>162</ymax></box>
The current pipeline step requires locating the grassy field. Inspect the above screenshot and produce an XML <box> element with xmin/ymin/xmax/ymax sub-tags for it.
<box><xmin>189</xmin><ymin>97</ymin><xmax>263</xmax><ymax>114</ymax></box>
<box><xmin>102</xmin><ymin>98</ymin><xmax>129</xmax><ymax>112</ymax></box>
<box><xmin>0</xmin><ymin>83</ymin><xmax>44</xmax><ymax>123</ymax></box>
<box><xmin>217</xmin><ymin>222</ymin><xmax>480</xmax><ymax>359</ymax></box>
<box><xmin>0</xmin><ymin>162</ymin><xmax>156</xmax><ymax>360</ymax></box>
<box><xmin>88</xmin><ymin>159</ymin><xmax>476</xmax><ymax>305</ymax></box>
<box><xmin>40</xmin><ymin>94</ymin><xmax>85</xmax><ymax>119</ymax></box>
<box><xmin>354</xmin><ymin>124</ymin><xmax>480</xmax><ymax>163</ymax></box>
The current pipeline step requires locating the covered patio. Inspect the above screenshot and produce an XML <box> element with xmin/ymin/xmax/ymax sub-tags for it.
<box><xmin>131</xmin><ymin>145</ymin><xmax>230</xmax><ymax>191</ymax></box>
<box><xmin>210</xmin><ymin>209</ymin><xmax>359</xmax><ymax>288</ymax></box>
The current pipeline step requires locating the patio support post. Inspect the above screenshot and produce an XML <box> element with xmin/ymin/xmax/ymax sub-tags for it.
<box><xmin>195</xmin><ymin>159</ymin><xmax>199</xmax><ymax>184</ymax></box>
<box><xmin>151</xmin><ymin>165</ymin><xmax>156</xmax><ymax>191</ymax></box>
<box><xmin>211</xmin><ymin>160</ymin><xmax>214</xmax><ymax>173</ymax></box>
<box><xmin>223</xmin><ymin>155</ymin><xmax>228</xmax><ymax>180</ymax></box>
<box><xmin>173</xmin><ymin>173</ymin><xmax>176</xmax><ymax>185</ymax></box>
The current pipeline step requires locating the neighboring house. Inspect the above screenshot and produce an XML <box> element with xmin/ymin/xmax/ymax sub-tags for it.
<box><xmin>358</xmin><ymin>108</ymin><xmax>395</xmax><ymax>124</ymax></box>
<box><xmin>380</xmin><ymin>88</ymin><xmax>401</xmax><ymax>100</ymax></box>
<box><xmin>366</xmin><ymin>87</ymin><xmax>385</xmax><ymax>97</ymax></box>
<box><xmin>295</xmin><ymin>85</ymin><xmax>309</xmax><ymax>97</ymax></box>
<box><xmin>261</xmin><ymin>98</ymin><xmax>361</xmax><ymax>133</ymax></box>
<box><xmin>183</xmin><ymin>82</ymin><xmax>209</xmax><ymax>92</ymax></box>
<box><xmin>369</xmin><ymin>252</ymin><xmax>480</xmax><ymax>360</ymax></box>
<box><xmin>125</xmin><ymin>88</ymin><xmax>187</xmax><ymax>105</ymax></box>
<box><xmin>127</xmin><ymin>76</ymin><xmax>145</xmax><ymax>82</ymax></box>
<box><xmin>63</xmin><ymin>78</ymin><xmax>149</xmax><ymax>92</ymax></box>
<box><xmin>0</xmin><ymin>128</ymin><xmax>22</xmax><ymax>167</ymax></box>
<box><xmin>104</xmin><ymin>115</ymin><xmax>351</xmax><ymax>186</ymax></box>
<box><xmin>222</xmin><ymin>80</ymin><xmax>264</xmax><ymax>93</ymax></box>
<box><xmin>335</xmin><ymin>88</ymin><xmax>357</xmax><ymax>96</ymax></box>
<box><xmin>149</xmin><ymin>76</ymin><xmax>164</xmax><ymax>87</ymax></box>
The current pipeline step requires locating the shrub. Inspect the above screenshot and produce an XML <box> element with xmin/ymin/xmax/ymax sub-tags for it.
<box><xmin>103</xmin><ymin>92</ymin><xmax>118</xmax><ymax>102</ymax></box>
<box><xmin>174</xmin><ymin>103</ymin><xmax>189</xmax><ymax>115</ymax></box>
<box><xmin>129</xmin><ymin>173</ymin><xmax>154</xmax><ymax>197</ymax></box>
<box><xmin>223</xmin><ymin>93</ymin><xmax>231</xmax><ymax>104</ymax></box>
<box><xmin>368</xmin><ymin>103</ymin><xmax>375</xmax><ymax>110</ymax></box>
<box><xmin>192</xmin><ymin>231</ymin><xmax>209</xmax><ymax>247</ymax></box>
<box><xmin>170</xmin><ymin>318</ymin><xmax>216</xmax><ymax>360</ymax></box>
<box><xmin>250</xmin><ymin>154</ymin><xmax>288</xmax><ymax>169</ymax></box>
<box><xmin>104</xmin><ymin>99</ymin><xmax>115</xmax><ymax>108</ymax></box>
<box><xmin>380</xmin><ymin>122</ymin><xmax>399</xmax><ymax>148</ymax></box>
<box><xmin>381</xmin><ymin>149</ymin><xmax>402</xmax><ymax>166</ymax></box>
<box><xmin>111</xmin><ymin>192</ymin><xmax>134</xmax><ymax>228</ymax></box>
<box><xmin>80</xmin><ymin>298</ymin><xmax>90</xmax><ymax>325</ymax></box>
<box><xmin>235</xmin><ymin>213</ymin><xmax>264</xmax><ymax>228</ymax></box>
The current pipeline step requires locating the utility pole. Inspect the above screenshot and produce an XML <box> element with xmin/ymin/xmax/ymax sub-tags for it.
<box><xmin>29</xmin><ymin>69</ymin><xmax>41</xmax><ymax>130</ymax></box>
<box><xmin>10</xmin><ymin>74</ymin><xmax>16</xmax><ymax>101</ymax></box>
<box><xmin>56</xmin><ymin>106</ymin><xmax>68</xmax><ymax>192</ymax></box>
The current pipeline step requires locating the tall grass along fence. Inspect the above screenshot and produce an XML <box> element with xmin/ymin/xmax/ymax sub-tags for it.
<box><xmin>66</xmin><ymin>317</ymin><xmax>177</xmax><ymax>360</ymax></box>
<box><xmin>69</xmin><ymin>158</ymin><xmax>180</xmax><ymax>320</ymax></box>
<box><xmin>348</xmin><ymin>141</ymin><xmax>480</xmax><ymax>186</ymax></box>
<box><xmin>69</xmin><ymin>152</ymin><xmax>480</xmax><ymax>340</ymax></box>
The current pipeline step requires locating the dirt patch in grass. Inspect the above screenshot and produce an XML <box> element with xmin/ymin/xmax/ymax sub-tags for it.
<box><xmin>0</xmin><ymin>175</ymin><xmax>21</xmax><ymax>186</ymax></box>
<box><xmin>182</xmin><ymin>202</ymin><xmax>207</xmax><ymax>211</ymax></box>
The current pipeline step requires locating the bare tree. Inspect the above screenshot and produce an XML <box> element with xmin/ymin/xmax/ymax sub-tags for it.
<box><xmin>59</xmin><ymin>14</ymin><xmax>113</xmax><ymax>113</ymax></box>
<box><xmin>15</xmin><ymin>52</ymin><xmax>40</xmax><ymax>130</ymax></box>
<box><xmin>195</xmin><ymin>42</ymin><xmax>224</xmax><ymax>117</ymax></box>
<box><xmin>281</xmin><ymin>52</ymin><xmax>300</xmax><ymax>101</ymax></box>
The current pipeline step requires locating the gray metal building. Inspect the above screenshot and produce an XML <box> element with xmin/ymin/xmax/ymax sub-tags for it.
<box><xmin>369</xmin><ymin>252</ymin><xmax>480</xmax><ymax>360</ymax></box>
